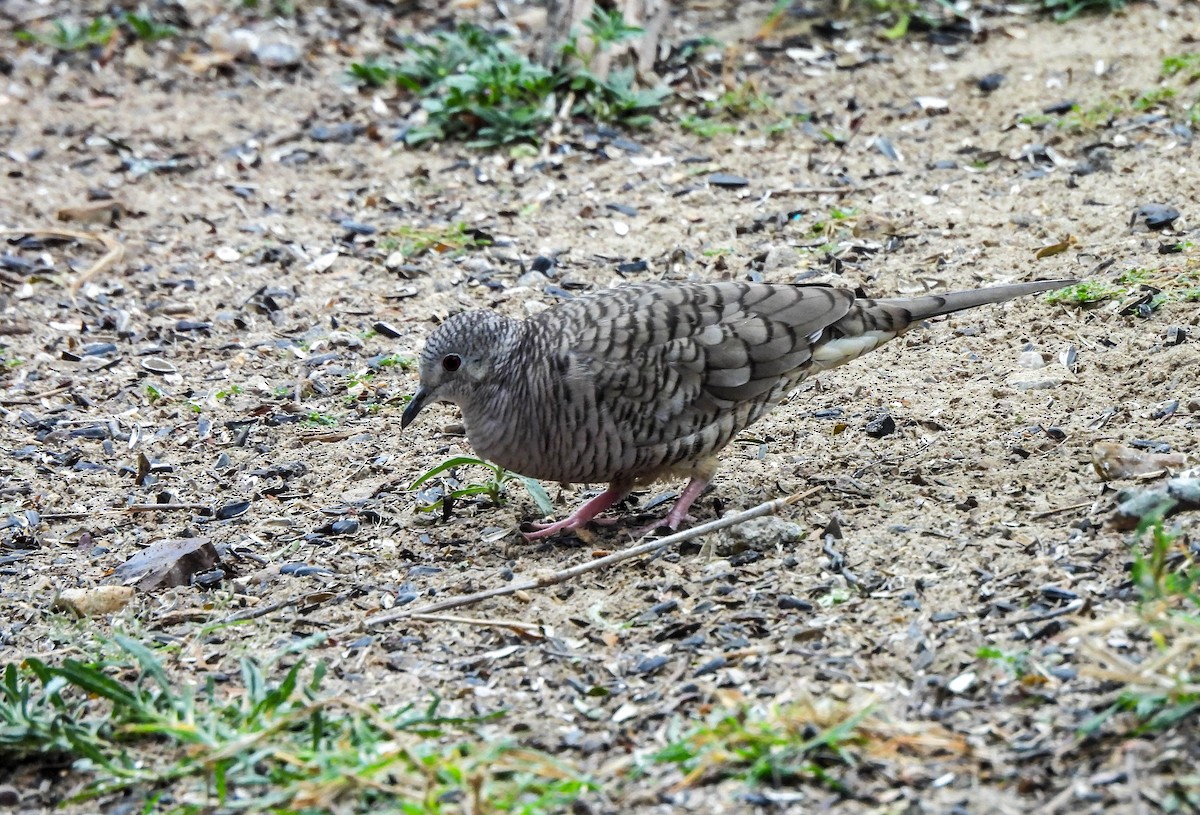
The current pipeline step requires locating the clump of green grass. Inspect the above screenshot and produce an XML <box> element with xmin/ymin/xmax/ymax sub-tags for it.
<box><xmin>120</xmin><ymin>12</ymin><xmax>177</xmax><ymax>42</ymax></box>
<box><xmin>652</xmin><ymin>700</ymin><xmax>876</xmax><ymax>792</ymax></box>
<box><xmin>303</xmin><ymin>411</ymin><xmax>338</xmax><ymax>427</ymax></box>
<box><xmin>15</xmin><ymin>12</ymin><xmax>176</xmax><ymax>50</ymax></box>
<box><xmin>16</xmin><ymin>17</ymin><xmax>116</xmax><ymax>50</ymax></box>
<box><xmin>382</xmin><ymin>222</ymin><xmax>491</xmax><ymax>259</ymax></box>
<box><xmin>1021</xmin><ymin>52</ymin><xmax>1200</xmax><ymax>132</ymax></box>
<box><xmin>977</xmin><ymin>646</ymin><xmax>1033</xmax><ymax>680</ymax></box>
<box><xmin>679</xmin><ymin>81</ymin><xmax>809</xmax><ymax>140</ymax></box>
<box><xmin>1129</xmin><ymin>514</ymin><xmax>1198</xmax><ymax>606</ymax></box>
<box><xmin>1020</xmin><ymin>100</ymin><xmax>1124</xmax><ymax>132</ymax></box>
<box><xmin>1034</xmin><ymin>0</ymin><xmax>1129</xmax><ymax>22</ymax></box>
<box><xmin>0</xmin><ymin>636</ymin><xmax>592</xmax><ymax>811</ymax></box>
<box><xmin>1134</xmin><ymin>87</ymin><xmax>1177</xmax><ymax>111</ymax></box>
<box><xmin>348</xmin><ymin>8</ymin><xmax>668</xmax><ymax>147</ymax></box>
<box><xmin>846</xmin><ymin>0</ymin><xmax>923</xmax><ymax>38</ymax></box>
<box><xmin>680</xmin><ymin>117</ymin><xmax>739</xmax><ymax>138</ymax></box>
<box><xmin>375</xmin><ymin>354</ymin><xmax>413</xmax><ymax>369</ymax></box>
<box><xmin>1045</xmin><ymin>270</ymin><xmax>1200</xmax><ymax>314</ymax></box>
<box><xmin>1044</xmin><ymin>280</ymin><xmax>1125</xmax><ymax>306</ymax></box>
<box><xmin>1078</xmin><ymin>514</ymin><xmax>1200</xmax><ymax>738</ymax></box>
<box><xmin>411</xmin><ymin>455</ymin><xmax>554</xmax><ymax>518</ymax></box>
<box><xmin>241</xmin><ymin>0</ymin><xmax>296</xmax><ymax>17</ymax></box>
<box><xmin>1163</xmin><ymin>53</ymin><xmax>1200</xmax><ymax>81</ymax></box>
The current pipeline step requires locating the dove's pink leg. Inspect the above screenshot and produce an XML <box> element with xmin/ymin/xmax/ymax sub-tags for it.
<box><xmin>522</xmin><ymin>486</ymin><xmax>629</xmax><ymax>540</ymax></box>
<box><xmin>633</xmin><ymin>476</ymin><xmax>709</xmax><ymax>536</ymax></box>
<box><xmin>663</xmin><ymin>477</ymin><xmax>709</xmax><ymax>529</ymax></box>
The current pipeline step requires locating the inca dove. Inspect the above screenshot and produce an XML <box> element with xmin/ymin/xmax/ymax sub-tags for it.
<box><xmin>402</xmin><ymin>278</ymin><xmax>1074</xmax><ymax>538</ymax></box>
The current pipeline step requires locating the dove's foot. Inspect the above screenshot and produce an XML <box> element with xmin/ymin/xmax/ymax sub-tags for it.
<box><xmin>631</xmin><ymin>477</ymin><xmax>709</xmax><ymax>537</ymax></box>
<box><xmin>521</xmin><ymin>487</ymin><xmax>627</xmax><ymax>540</ymax></box>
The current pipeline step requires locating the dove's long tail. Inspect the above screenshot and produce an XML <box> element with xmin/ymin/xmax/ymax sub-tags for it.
<box><xmin>810</xmin><ymin>278</ymin><xmax>1076</xmax><ymax>370</ymax></box>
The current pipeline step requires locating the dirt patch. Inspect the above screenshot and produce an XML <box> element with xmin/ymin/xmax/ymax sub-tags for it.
<box><xmin>1</xmin><ymin>0</ymin><xmax>1198</xmax><ymax>812</ymax></box>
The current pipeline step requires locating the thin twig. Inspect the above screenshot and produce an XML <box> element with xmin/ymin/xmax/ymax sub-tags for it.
<box><xmin>0</xmin><ymin>383</ymin><xmax>74</xmax><ymax>406</ymax></box>
<box><xmin>1029</xmin><ymin>500</ymin><xmax>1094</xmax><ymax>519</ymax></box>
<box><xmin>126</xmin><ymin>503</ymin><xmax>212</xmax><ymax>513</ymax></box>
<box><xmin>221</xmin><ymin>597</ymin><xmax>300</xmax><ymax>624</ymax></box>
<box><xmin>362</xmin><ymin>489</ymin><xmax>814</xmax><ymax>630</ymax></box>
<box><xmin>407</xmin><ymin>613</ymin><xmax>546</xmax><ymax>635</ymax></box>
<box><xmin>0</xmin><ymin>228</ymin><xmax>125</xmax><ymax>294</ymax></box>
<box><xmin>1007</xmin><ymin>597</ymin><xmax>1086</xmax><ymax>625</ymax></box>
<box><xmin>786</xmin><ymin>185</ymin><xmax>864</xmax><ymax>196</ymax></box>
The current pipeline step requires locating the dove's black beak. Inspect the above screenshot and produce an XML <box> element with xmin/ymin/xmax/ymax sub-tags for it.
<box><xmin>401</xmin><ymin>386</ymin><xmax>430</xmax><ymax>429</ymax></box>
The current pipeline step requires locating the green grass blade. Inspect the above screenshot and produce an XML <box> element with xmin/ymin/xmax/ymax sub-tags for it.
<box><xmin>518</xmin><ymin>476</ymin><xmax>554</xmax><ymax>516</ymax></box>
<box><xmin>410</xmin><ymin>455</ymin><xmax>491</xmax><ymax>489</ymax></box>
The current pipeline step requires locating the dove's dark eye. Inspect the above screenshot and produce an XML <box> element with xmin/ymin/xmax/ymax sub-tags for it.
<box><xmin>442</xmin><ymin>354</ymin><xmax>462</xmax><ymax>372</ymax></box>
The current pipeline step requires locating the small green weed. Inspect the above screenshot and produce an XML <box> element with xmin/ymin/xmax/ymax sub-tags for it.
<box><xmin>1049</xmin><ymin>269</ymin><xmax>1200</xmax><ymax>311</ymax></box>
<box><xmin>679</xmin><ymin>83</ymin><xmax>809</xmax><ymax>140</ymax></box>
<box><xmin>1077</xmin><ymin>513</ymin><xmax>1200</xmax><ymax>740</ymax></box>
<box><xmin>1130</xmin><ymin>514</ymin><xmax>1198</xmax><ymax>606</ymax></box>
<box><xmin>0</xmin><ymin>636</ymin><xmax>591</xmax><ymax>810</ymax></box>
<box><xmin>348</xmin><ymin>8</ymin><xmax>668</xmax><ymax>147</ymax></box>
<box><xmin>1163</xmin><ymin>53</ymin><xmax>1200</xmax><ymax>81</ymax></box>
<box><xmin>1017</xmin><ymin>112</ymin><xmax>1058</xmax><ymax>128</ymax></box>
<box><xmin>1020</xmin><ymin>100</ymin><xmax>1123</xmax><ymax>132</ymax></box>
<box><xmin>1035</xmin><ymin>0</ymin><xmax>1129</xmax><ymax>22</ymax></box>
<box><xmin>1023</xmin><ymin>57</ymin><xmax>1200</xmax><ymax>132</ymax></box>
<box><xmin>303</xmin><ymin>411</ymin><xmax>338</xmax><ymax>427</ymax></box>
<box><xmin>680</xmin><ymin>116</ymin><xmax>738</xmax><ymax>138</ymax></box>
<box><xmin>121</xmin><ymin>12</ymin><xmax>177</xmax><ymax>42</ymax></box>
<box><xmin>214</xmin><ymin>384</ymin><xmax>245</xmax><ymax>400</ymax></box>
<box><xmin>375</xmin><ymin>354</ymin><xmax>413</xmax><ymax>369</ymax></box>
<box><xmin>1044</xmin><ymin>280</ymin><xmax>1124</xmax><ymax>306</ymax></box>
<box><xmin>805</xmin><ymin>207</ymin><xmax>859</xmax><ymax>242</ymax></box>
<box><xmin>16</xmin><ymin>12</ymin><xmax>176</xmax><ymax>50</ymax></box>
<box><xmin>241</xmin><ymin>0</ymin><xmax>296</xmax><ymax>16</ymax></box>
<box><xmin>710</xmin><ymin>84</ymin><xmax>775</xmax><ymax>118</ymax></box>
<box><xmin>1082</xmin><ymin>687</ymin><xmax>1200</xmax><ymax>736</ymax></box>
<box><xmin>850</xmin><ymin>1</ymin><xmax>921</xmax><ymax>39</ymax></box>
<box><xmin>653</xmin><ymin>701</ymin><xmax>873</xmax><ymax>791</ymax></box>
<box><xmin>977</xmin><ymin>646</ymin><xmax>1031</xmax><ymax>679</ymax></box>
<box><xmin>383</xmin><ymin>222</ymin><xmax>490</xmax><ymax>259</ymax></box>
<box><xmin>411</xmin><ymin>455</ymin><xmax>554</xmax><ymax>517</ymax></box>
<box><xmin>16</xmin><ymin>17</ymin><xmax>116</xmax><ymax>50</ymax></box>
<box><xmin>1134</xmin><ymin>87</ymin><xmax>1177</xmax><ymax>111</ymax></box>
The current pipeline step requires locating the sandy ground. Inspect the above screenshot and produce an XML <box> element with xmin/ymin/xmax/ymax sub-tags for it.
<box><xmin>1</xmin><ymin>0</ymin><xmax>1198</xmax><ymax>812</ymax></box>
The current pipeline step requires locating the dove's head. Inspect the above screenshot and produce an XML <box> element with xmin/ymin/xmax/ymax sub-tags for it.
<box><xmin>401</xmin><ymin>309</ymin><xmax>521</xmax><ymax>429</ymax></box>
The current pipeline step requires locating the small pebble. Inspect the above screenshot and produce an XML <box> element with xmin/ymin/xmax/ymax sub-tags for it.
<box><xmin>693</xmin><ymin>656</ymin><xmax>726</xmax><ymax>677</ymax></box>
<box><xmin>708</xmin><ymin>173</ymin><xmax>749</xmax><ymax>188</ymax></box>
<box><xmin>978</xmin><ymin>72</ymin><xmax>1004</xmax><ymax>92</ymax></box>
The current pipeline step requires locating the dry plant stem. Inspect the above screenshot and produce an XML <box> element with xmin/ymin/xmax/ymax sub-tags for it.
<box><xmin>126</xmin><ymin>503</ymin><xmax>212</xmax><ymax>513</ymax></box>
<box><xmin>222</xmin><ymin>597</ymin><xmax>300</xmax><ymax>623</ymax></box>
<box><xmin>788</xmin><ymin>186</ymin><xmax>864</xmax><ymax>196</ymax></box>
<box><xmin>407</xmin><ymin>612</ymin><xmax>545</xmax><ymax>634</ymax></box>
<box><xmin>0</xmin><ymin>382</ymin><xmax>74</xmax><ymax>405</ymax></box>
<box><xmin>1029</xmin><ymin>499</ymin><xmax>1095</xmax><ymax>519</ymax></box>
<box><xmin>362</xmin><ymin>488</ymin><xmax>816</xmax><ymax>630</ymax></box>
<box><xmin>0</xmin><ymin>228</ymin><xmax>125</xmax><ymax>293</ymax></box>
